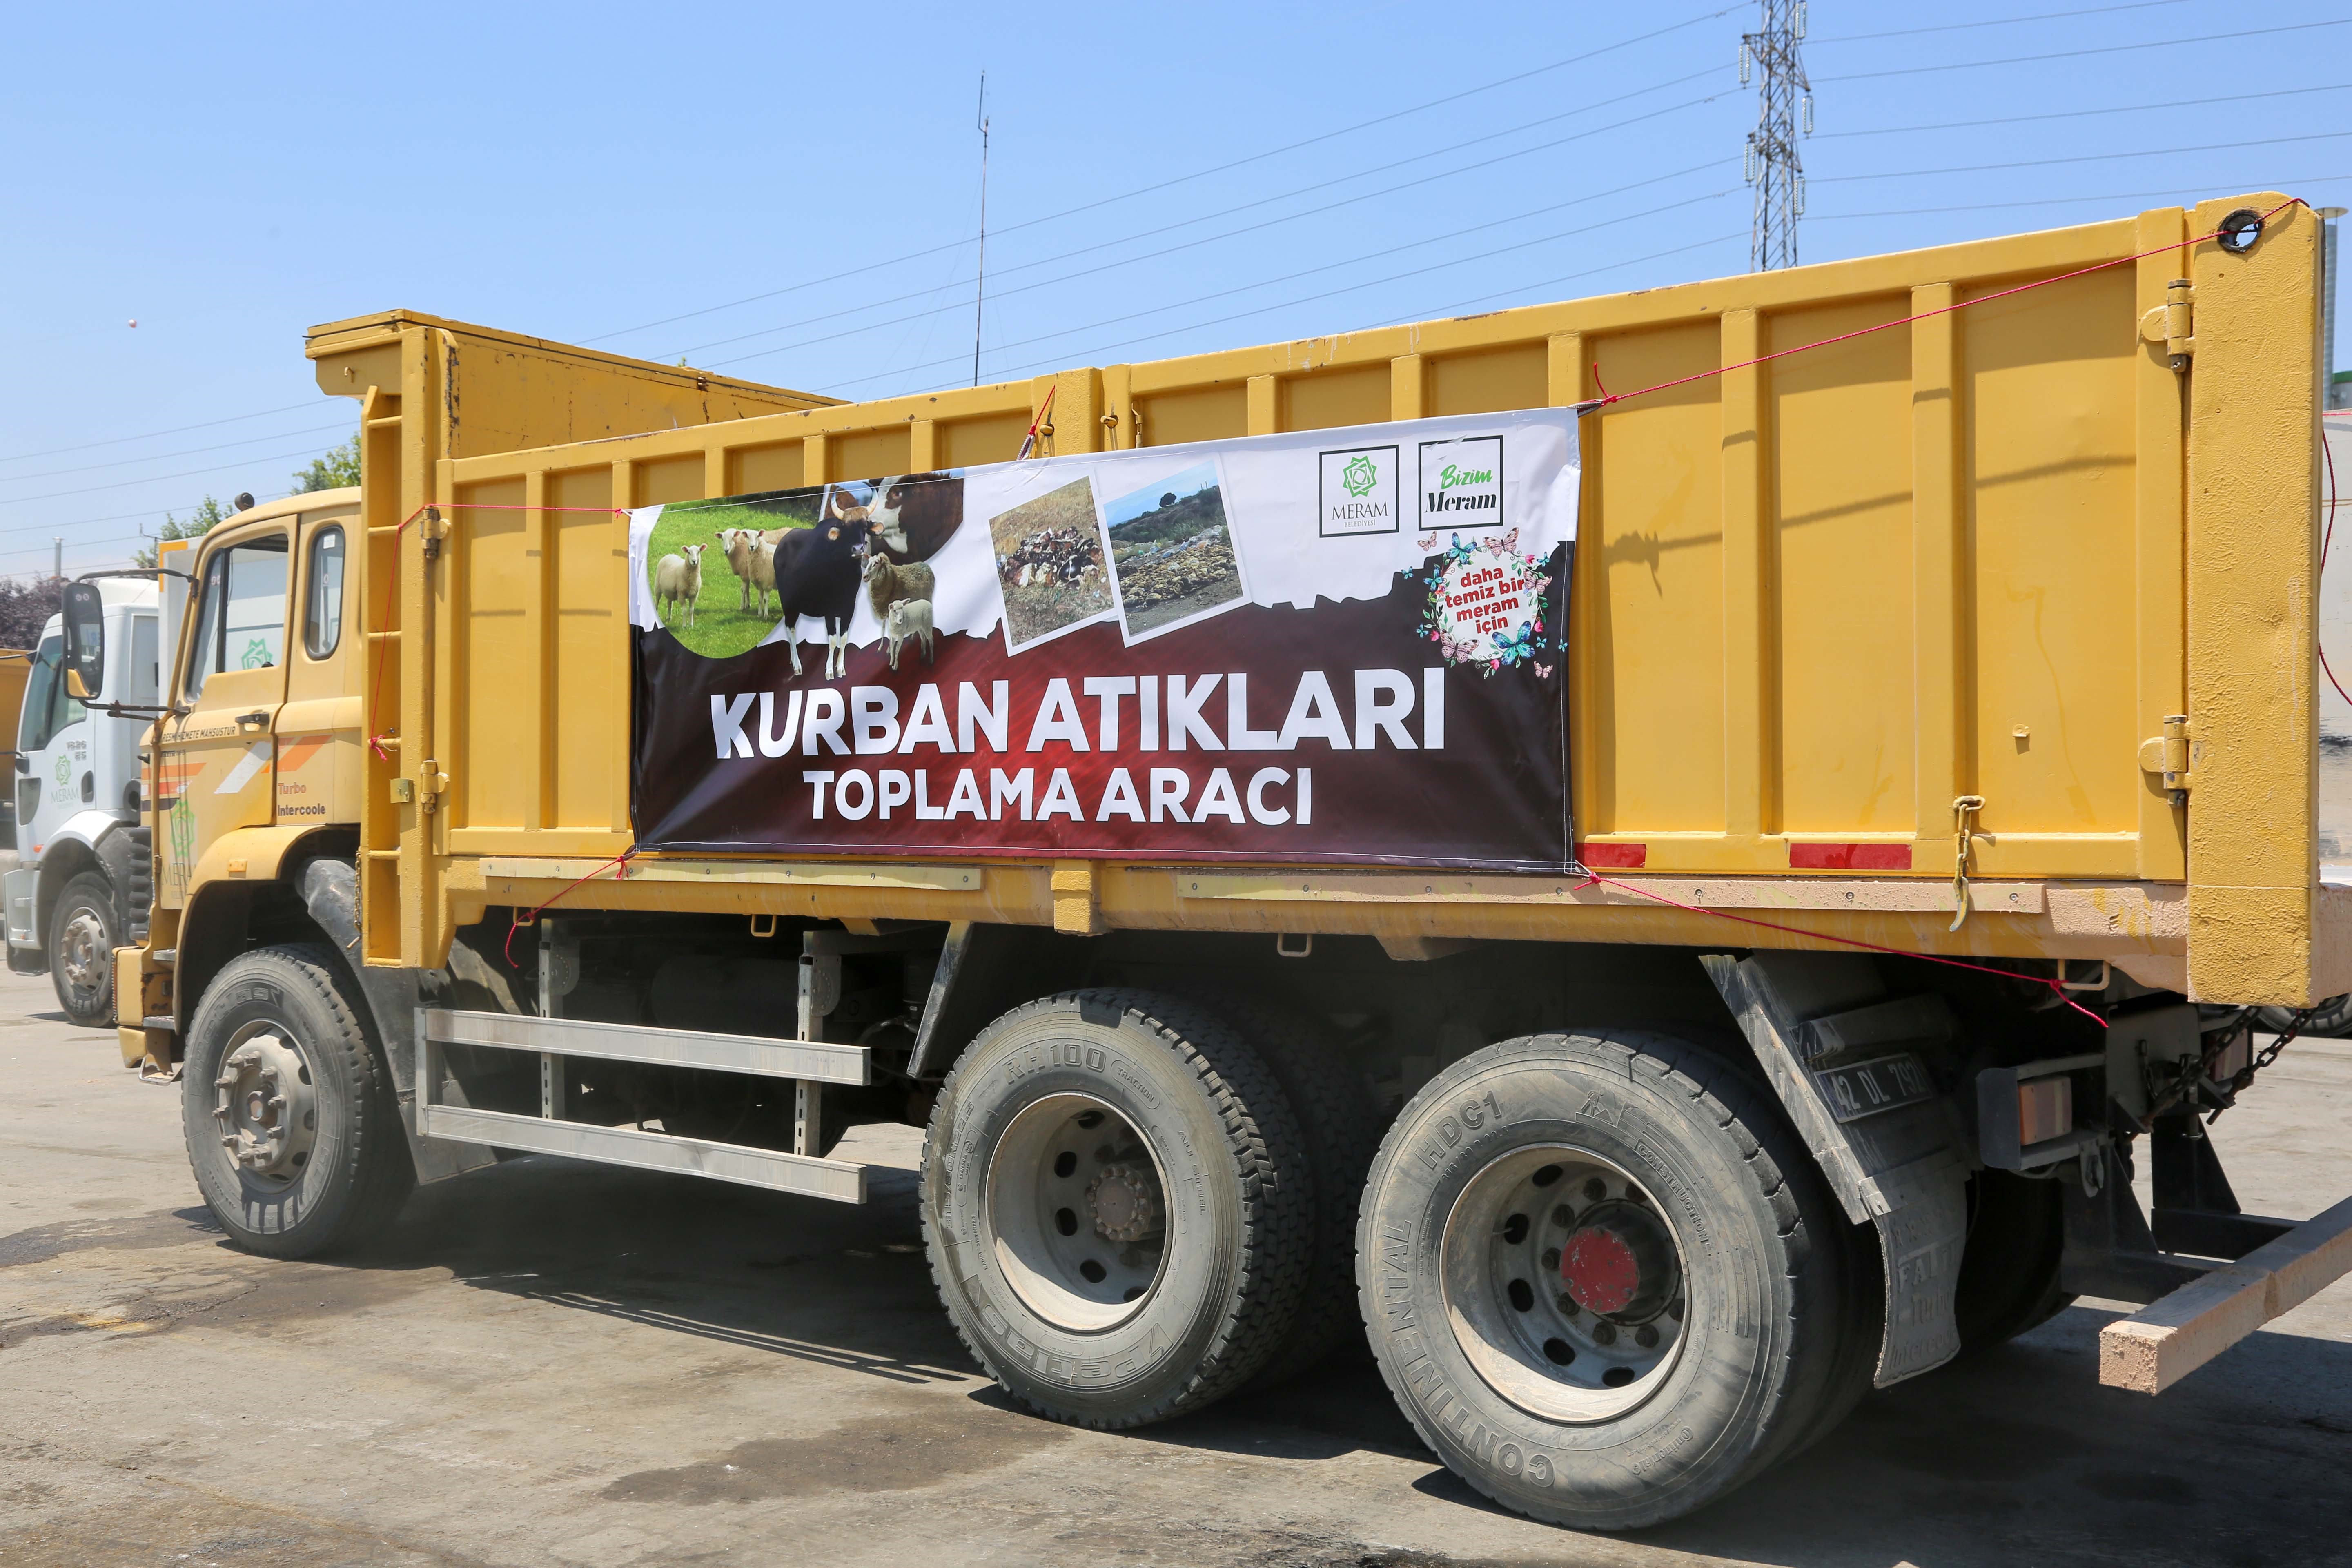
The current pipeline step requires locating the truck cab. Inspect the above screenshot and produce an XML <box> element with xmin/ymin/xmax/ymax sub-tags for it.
<box><xmin>4</xmin><ymin>581</ymin><xmax>159</xmax><ymax>1023</ymax></box>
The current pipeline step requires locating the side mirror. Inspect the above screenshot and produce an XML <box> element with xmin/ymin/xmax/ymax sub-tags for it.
<box><xmin>60</xmin><ymin>581</ymin><xmax>104</xmax><ymax>701</ymax></box>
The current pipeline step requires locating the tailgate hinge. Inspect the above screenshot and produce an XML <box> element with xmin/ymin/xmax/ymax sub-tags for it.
<box><xmin>2138</xmin><ymin>280</ymin><xmax>2194</xmax><ymax>371</ymax></box>
<box><xmin>2138</xmin><ymin>714</ymin><xmax>2193</xmax><ymax>803</ymax></box>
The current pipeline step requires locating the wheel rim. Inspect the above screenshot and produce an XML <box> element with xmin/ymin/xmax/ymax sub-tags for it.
<box><xmin>209</xmin><ymin>1022</ymin><xmax>321</xmax><ymax>1189</ymax></box>
<box><xmin>983</xmin><ymin>1093</ymin><xmax>1170</xmax><ymax>1331</ymax></box>
<box><xmin>1441</xmin><ymin>1144</ymin><xmax>1688</xmax><ymax>1423</ymax></box>
<box><xmin>58</xmin><ymin>905</ymin><xmax>109</xmax><ymax>995</ymax></box>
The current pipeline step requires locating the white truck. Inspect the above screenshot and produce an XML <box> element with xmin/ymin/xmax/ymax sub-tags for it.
<box><xmin>4</xmin><ymin>577</ymin><xmax>162</xmax><ymax>1025</ymax></box>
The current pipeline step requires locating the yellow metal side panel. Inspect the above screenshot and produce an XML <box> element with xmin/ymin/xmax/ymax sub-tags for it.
<box><xmin>452</xmin><ymin>479</ymin><xmax>528</xmax><ymax>831</ymax></box>
<box><xmin>1136</xmin><ymin>383</ymin><xmax>1247</xmax><ymax>447</ymax></box>
<box><xmin>1771</xmin><ymin>298</ymin><xmax>1915</xmax><ymax>834</ymax></box>
<box><xmin>833</xmin><ymin>427</ymin><xmax>912</xmax><ymax>481</ymax></box>
<box><xmin>729</xmin><ymin>442</ymin><xmax>803</xmax><ymax>494</ymax></box>
<box><xmin>633</xmin><ymin>454</ymin><xmax>704</xmax><ymax>507</ymax></box>
<box><xmin>1280</xmin><ymin>364</ymin><xmax>1390</xmax><ymax>432</ymax></box>
<box><xmin>1964</xmin><ymin>266</ymin><xmax>2142</xmax><ymax>840</ymax></box>
<box><xmin>2187</xmin><ymin>195</ymin><xmax>2321</xmax><ymax>1002</ymax></box>
<box><xmin>938</xmin><ymin>411</ymin><xmax>1031</xmax><ymax>468</ymax></box>
<box><xmin>547</xmin><ymin>467</ymin><xmax>624</xmax><ymax>834</ymax></box>
<box><xmin>1427</xmin><ymin>344</ymin><xmax>1548</xmax><ymax>418</ymax></box>
<box><xmin>1582</xmin><ymin>323</ymin><xmax>1726</xmax><ymax>833</ymax></box>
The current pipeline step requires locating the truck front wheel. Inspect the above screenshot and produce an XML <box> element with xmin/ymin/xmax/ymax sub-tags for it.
<box><xmin>49</xmin><ymin>871</ymin><xmax>117</xmax><ymax>1027</ymax></box>
<box><xmin>921</xmin><ymin>990</ymin><xmax>1313</xmax><ymax>1428</ymax></box>
<box><xmin>1357</xmin><ymin>1031</ymin><xmax>1851</xmax><ymax>1530</ymax></box>
<box><xmin>180</xmin><ymin>944</ymin><xmax>414</xmax><ymax>1259</ymax></box>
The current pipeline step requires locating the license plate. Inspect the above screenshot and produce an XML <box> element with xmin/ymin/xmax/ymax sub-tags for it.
<box><xmin>1815</xmin><ymin>1053</ymin><xmax>1934</xmax><ymax>1123</ymax></box>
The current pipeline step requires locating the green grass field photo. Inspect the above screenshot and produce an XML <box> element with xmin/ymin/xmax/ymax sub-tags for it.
<box><xmin>645</xmin><ymin>496</ymin><xmax>819</xmax><ymax>659</ymax></box>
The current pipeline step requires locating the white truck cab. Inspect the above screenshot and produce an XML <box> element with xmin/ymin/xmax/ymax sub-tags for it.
<box><xmin>4</xmin><ymin>579</ymin><xmax>160</xmax><ymax>1024</ymax></box>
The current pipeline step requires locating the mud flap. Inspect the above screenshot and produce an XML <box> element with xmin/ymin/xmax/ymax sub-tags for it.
<box><xmin>1702</xmin><ymin>952</ymin><xmax>1971</xmax><ymax>1387</ymax></box>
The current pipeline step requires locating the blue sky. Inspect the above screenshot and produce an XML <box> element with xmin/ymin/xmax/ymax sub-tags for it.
<box><xmin>1107</xmin><ymin>463</ymin><xmax>1221</xmax><ymax>530</ymax></box>
<box><xmin>1</xmin><ymin>0</ymin><xmax>2345</xmax><ymax>577</ymax></box>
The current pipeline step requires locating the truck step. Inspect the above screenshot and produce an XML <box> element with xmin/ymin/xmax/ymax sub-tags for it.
<box><xmin>413</xmin><ymin>1007</ymin><xmax>870</xmax><ymax>1204</ymax></box>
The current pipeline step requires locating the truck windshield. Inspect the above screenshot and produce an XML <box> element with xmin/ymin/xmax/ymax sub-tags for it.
<box><xmin>19</xmin><ymin>635</ymin><xmax>83</xmax><ymax>753</ymax></box>
<box><xmin>186</xmin><ymin>535</ymin><xmax>288</xmax><ymax>700</ymax></box>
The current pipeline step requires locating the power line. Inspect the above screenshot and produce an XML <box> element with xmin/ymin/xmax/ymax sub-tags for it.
<box><xmin>704</xmin><ymin>89</ymin><xmax>1738</xmax><ymax>372</ymax></box>
<box><xmin>977</xmin><ymin>231</ymin><xmax>1751</xmax><ymax>390</ymax></box>
<box><xmin>827</xmin><ymin>173</ymin><xmax>1738</xmax><ymax>395</ymax></box>
<box><xmin>0</xmin><ymin>421</ymin><xmax>354</xmax><ymax>486</ymax></box>
<box><xmin>669</xmin><ymin>68</ymin><xmax>1730</xmax><ymax>365</ymax></box>
<box><xmin>1811</xmin><ymin>0</ymin><xmax>2188</xmax><ymax>44</ymax></box>
<box><xmin>585</xmin><ymin>2</ymin><xmax>1744</xmax><ymax>347</ymax></box>
<box><xmin>1816</xmin><ymin>20</ymin><xmax>2352</xmax><ymax>83</ymax></box>
<box><xmin>1815</xmin><ymin>81</ymin><xmax>2352</xmax><ymax>139</ymax></box>
<box><xmin>0</xmin><ymin>443</ymin><xmax>346</xmax><ymax>508</ymax></box>
<box><xmin>1811</xmin><ymin>130</ymin><xmax>2352</xmax><ymax>185</ymax></box>
<box><xmin>1807</xmin><ymin>171</ymin><xmax>2352</xmax><ymax>222</ymax></box>
<box><xmin>0</xmin><ymin>399</ymin><xmax>320</xmax><ymax>466</ymax></box>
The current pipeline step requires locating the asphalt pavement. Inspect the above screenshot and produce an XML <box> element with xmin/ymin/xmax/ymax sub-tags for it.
<box><xmin>4</xmin><ymin>962</ymin><xmax>2350</xmax><ymax>1568</ymax></box>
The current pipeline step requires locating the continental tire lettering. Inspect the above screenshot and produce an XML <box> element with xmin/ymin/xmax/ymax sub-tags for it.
<box><xmin>1634</xmin><ymin>1135</ymin><xmax>1714</xmax><ymax>1248</ymax></box>
<box><xmin>1497</xmin><ymin>1441</ymin><xmax>1523</xmax><ymax>1478</ymax></box>
<box><xmin>1526</xmin><ymin>1451</ymin><xmax>1555</xmax><ymax>1487</ymax></box>
<box><xmin>1458</xmin><ymin>1088</ymin><xmax>1501</xmax><ymax>1131</ymax></box>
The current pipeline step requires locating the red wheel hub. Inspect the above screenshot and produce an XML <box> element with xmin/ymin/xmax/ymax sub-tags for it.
<box><xmin>1560</xmin><ymin>1223</ymin><xmax>1643</xmax><ymax>1315</ymax></box>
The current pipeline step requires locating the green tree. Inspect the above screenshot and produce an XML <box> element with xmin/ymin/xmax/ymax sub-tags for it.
<box><xmin>291</xmin><ymin>434</ymin><xmax>362</xmax><ymax>494</ymax></box>
<box><xmin>134</xmin><ymin>495</ymin><xmax>233</xmax><ymax>569</ymax></box>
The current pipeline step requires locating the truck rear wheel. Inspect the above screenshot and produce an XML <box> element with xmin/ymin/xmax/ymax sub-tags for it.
<box><xmin>49</xmin><ymin>871</ymin><xmax>117</xmax><ymax>1028</ymax></box>
<box><xmin>920</xmin><ymin>990</ymin><xmax>1313</xmax><ymax>1428</ymax></box>
<box><xmin>180</xmin><ymin>944</ymin><xmax>414</xmax><ymax>1259</ymax></box>
<box><xmin>1357</xmin><ymin>1031</ymin><xmax>1849</xmax><ymax>1531</ymax></box>
<box><xmin>1955</xmin><ymin>1167</ymin><xmax>2071</xmax><ymax>1353</ymax></box>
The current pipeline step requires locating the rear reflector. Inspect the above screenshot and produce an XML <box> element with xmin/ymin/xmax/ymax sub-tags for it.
<box><xmin>1788</xmin><ymin>842</ymin><xmax>1913</xmax><ymax>870</ymax></box>
<box><xmin>2018</xmin><ymin>1076</ymin><xmax>2072</xmax><ymax>1147</ymax></box>
<box><xmin>1576</xmin><ymin>842</ymin><xmax>1647</xmax><ymax>869</ymax></box>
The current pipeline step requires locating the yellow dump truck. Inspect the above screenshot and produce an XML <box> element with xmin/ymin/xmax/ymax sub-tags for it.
<box><xmin>65</xmin><ymin>191</ymin><xmax>2352</xmax><ymax>1530</ymax></box>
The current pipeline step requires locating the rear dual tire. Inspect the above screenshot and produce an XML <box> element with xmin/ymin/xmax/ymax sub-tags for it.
<box><xmin>921</xmin><ymin>990</ymin><xmax>1316</xmax><ymax>1428</ymax></box>
<box><xmin>1358</xmin><ymin>1031</ymin><xmax>1858</xmax><ymax>1531</ymax></box>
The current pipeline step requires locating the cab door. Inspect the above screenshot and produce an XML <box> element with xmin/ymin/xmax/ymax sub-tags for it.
<box><xmin>272</xmin><ymin>512</ymin><xmax>358</xmax><ymax>833</ymax></box>
<box><xmin>17</xmin><ymin>631</ymin><xmax>89</xmax><ymax>862</ymax></box>
<box><xmin>154</xmin><ymin>522</ymin><xmax>291</xmax><ymax>907</ymax></box>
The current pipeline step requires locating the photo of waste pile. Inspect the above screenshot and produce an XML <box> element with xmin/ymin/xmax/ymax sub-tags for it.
<box><xmin>987</xmin><ymin>475</ymin><xmax>1114</xmax><ymax>650</ymax></box>
<box><xmin>1103</xmin><ymin>460</ymin><xmax>1246</xmax><ymax>640</ymax></box>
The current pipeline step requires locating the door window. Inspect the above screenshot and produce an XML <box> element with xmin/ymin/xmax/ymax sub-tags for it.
<box><xmin>19</xmin><ymin>635</ymin><xmax>83</xmax><ymax>753</ymax></box>
<box><xmin>303</xmin><ymin>525</ymin><xmax>345</xmax><ymax>659</ymax></box>
<box><xmin>185</xmin><ymin>535</ymin><xmax>289</xmax><ymax>700</ymax></box>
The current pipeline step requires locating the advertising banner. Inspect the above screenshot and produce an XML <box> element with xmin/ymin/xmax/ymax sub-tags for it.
<box><xmin>628</xmin><ymin>408</ymin><xmax>1578</xmax><ymax>870</ymax></box>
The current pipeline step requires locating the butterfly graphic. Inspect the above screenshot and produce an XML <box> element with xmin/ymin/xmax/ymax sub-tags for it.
<box><xmin>1533</xmin><ymin>662</ymin><xmax>1555</xmax><ymax>679</ymax></box>
<box><xmin>1498</xmin><ymin>527</ymin><xmax>1521</xmax><ymax>555</ymax></box>
<box><xmin>1416</xmin><ymin>533</ymin><xmax>1439</xmax><ymax>552</ymax></box>
<box><xmin>1493</xmin><ymin>622</ymin><xmax>1541</xmax><ymax>664</ymax></box>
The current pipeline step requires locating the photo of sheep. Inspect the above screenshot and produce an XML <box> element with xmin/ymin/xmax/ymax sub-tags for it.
<box><xmin>1102</xmin><ymin>460</ymin><xmax>1245</xmax><ymax>640</ymax></box>
<box><xmin>643</xmin><ymin>490</ymin><xmax>823</xmax><ymax>658</ymax></box>
<box><xmin>987</xmin><ymin>476</ymin><xmax>1114</xmax><ymax>652</ymax></box>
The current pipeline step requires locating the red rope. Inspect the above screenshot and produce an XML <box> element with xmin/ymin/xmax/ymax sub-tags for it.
<box><xmin>1584</xmin><ymin>196</ymin><xmax>2309</xmax><ymax>414</ymax></box>
<box><xmin>503</xmin><ymin>848</ymin><xmax>638</xmax><ymax>967</ymax></box>
<box><xmin>1576</xmin><ymin>871</ymin><xmax>2111</xmax><ymax>1028</ymax></box>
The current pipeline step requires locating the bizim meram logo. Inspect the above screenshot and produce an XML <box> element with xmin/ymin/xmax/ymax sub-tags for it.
<box><xmin>1318</xmin><ymin>443</ymin><xmax>1399</xmax><ymax>537</ymax></box>
<box><xmin>1418</xmin><ymin>434</ymin><xmax>1504</xmax><ymax>528</ymax></box>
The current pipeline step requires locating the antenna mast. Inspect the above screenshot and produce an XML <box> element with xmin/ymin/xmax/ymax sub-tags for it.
<box><xmin>973</xmin><ymin>72</ymin><xmax>990</xmax><ymax>388</ymax></box>
<box><xmin>1740</xmin><ymin>0</ymin><xmax>1812</xmax><ymax>272</ymax></box>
